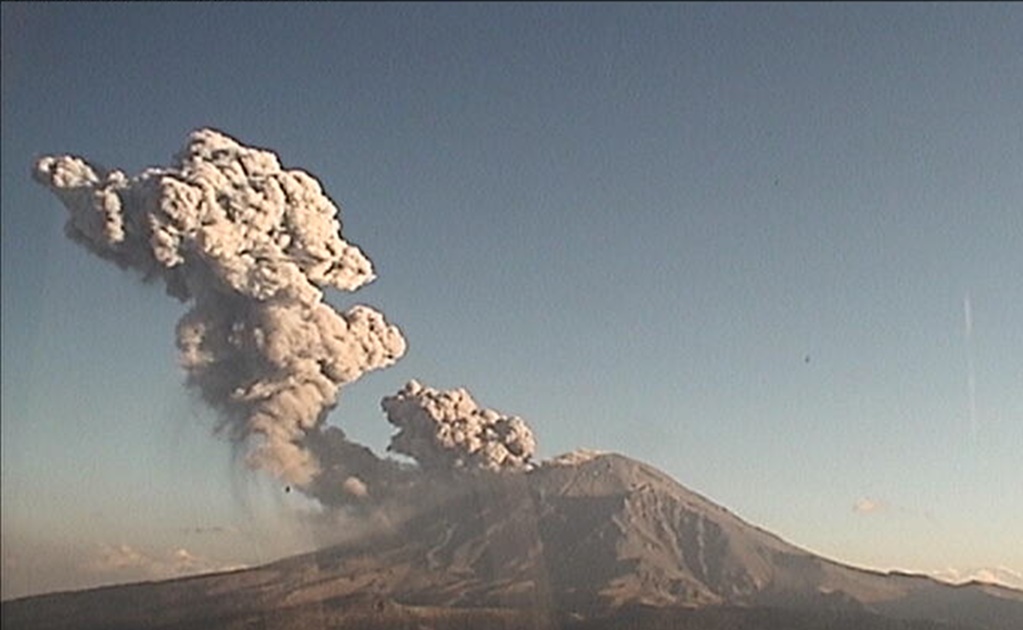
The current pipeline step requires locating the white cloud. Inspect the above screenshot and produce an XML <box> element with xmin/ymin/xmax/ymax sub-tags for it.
<box><xmin>852</xmin><ymin>497</ymin><xmax>887</xmax><ymax>514</ymax></box>
<box><xmin>851</xmin><ymin>497</ymin><xmax>938</xmax><ymax>524</ymax></box>
<box><xmin>84</xmin><ymin>544</ymin><xmax>246</xmax><ymax>581</ymax></box>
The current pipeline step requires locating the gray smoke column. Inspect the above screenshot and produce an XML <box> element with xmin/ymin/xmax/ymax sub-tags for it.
<box><xmin>383</xmin><ymin>380</ymin><xmax>537</xmax><ymax>471</ymax></box>
<box><xmin>33</xmin><ymin>129</ymin><xmax>406</xmax><ymax>486</ymax></box>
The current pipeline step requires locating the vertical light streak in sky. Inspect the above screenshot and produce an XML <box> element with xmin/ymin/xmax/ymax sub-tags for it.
<box><xmin>963</xmin><ymin>294</ymin><xmax>978</xmax><ymax>443</ymax></box>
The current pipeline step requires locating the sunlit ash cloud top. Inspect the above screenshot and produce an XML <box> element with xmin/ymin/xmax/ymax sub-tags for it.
<box><xmin>32</xmin><ymin>129</ymin><xmax>407</xmax><ymax>486</ymax></box>
<box><xmin>383</xmin><ymin>379</ymin><xmax>537</xmax><ymax>472</ymax></box>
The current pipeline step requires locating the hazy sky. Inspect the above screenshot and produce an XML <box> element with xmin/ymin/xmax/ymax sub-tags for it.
<box><xmin>2</xmin><ymin>3</ymin><xmax>1021</xmax><ymax>599</ymax></box>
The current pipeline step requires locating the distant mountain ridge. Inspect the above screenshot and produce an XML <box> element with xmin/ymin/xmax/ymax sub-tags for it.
<box><xmin>3</xmin><ymin>452</ymin><xmax>1020</xmax><ymax>629</ymax></box>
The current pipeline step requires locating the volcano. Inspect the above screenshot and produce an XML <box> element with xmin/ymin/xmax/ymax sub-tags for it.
<box><xmin>3</xmin><ymin>452</ymin><xmax>1020</xmax><ymax>629</ymax></box>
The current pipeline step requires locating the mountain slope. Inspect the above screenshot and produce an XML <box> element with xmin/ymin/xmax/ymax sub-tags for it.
<box><xmin>3</xmin><ymin>452</ymin><xmax>1020</xmax><ymax>629</ymax></box>
<box><xmin>525</xmin><ymin>453</ymin><xmax>1022</xmax><ymax>627</ymax></box>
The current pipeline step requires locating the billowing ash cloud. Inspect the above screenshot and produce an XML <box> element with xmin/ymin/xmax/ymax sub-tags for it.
<box><xmin>383</xmin><ymin>380</ymin><xmax>537</xmax><ymax>472</ymax></box>
<box><xmin>33</xmin><ymin>129</ymin><xmax>406</xmax><ymax>486</ymax></box>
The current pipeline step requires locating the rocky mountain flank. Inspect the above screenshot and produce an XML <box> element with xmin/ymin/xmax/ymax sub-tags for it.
<box><xmin>4</xmin><ymin>452</ymin><xmax>1020</xmax><ymax>629</ymax></box>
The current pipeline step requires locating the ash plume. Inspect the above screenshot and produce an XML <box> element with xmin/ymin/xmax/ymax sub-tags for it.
<box><xmin>383</xmin><ymin>380</ymin><xmax>537</xmax><ymax>472</ymax></box>
<box><xmin>298</xmin><ymin>380</ymin><xmax>540</xmax><ymax>511</ymax></box>
<box><xmin>33</xmin><ymin>129</ymin><xmax>407</xmax><ymax>487</ymax></box>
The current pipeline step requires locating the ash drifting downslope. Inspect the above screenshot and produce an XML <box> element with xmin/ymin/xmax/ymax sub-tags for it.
<box><xmin>4</xmin><ymin>452</ymin><xmax>1020</xmax><ymax>630</ymax></box>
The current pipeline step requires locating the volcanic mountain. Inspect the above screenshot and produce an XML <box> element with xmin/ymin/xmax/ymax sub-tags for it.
<box><xmin>4</xmin><ymin>452</ymin><xmax>1020</xmax><ymax>629</ymax></box>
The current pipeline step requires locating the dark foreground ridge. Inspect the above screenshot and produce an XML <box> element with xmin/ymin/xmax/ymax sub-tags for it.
<box><xmin>4</xmin><ymin>452</ymin><xmax>1020</xmax><ymax>629</ymax></box>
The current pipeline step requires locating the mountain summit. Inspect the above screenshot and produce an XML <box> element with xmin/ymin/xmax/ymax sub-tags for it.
<box><xmin>4</xmin><ymin>452</ymin><xmax>1020</xmax><ymax>629</ymax></box>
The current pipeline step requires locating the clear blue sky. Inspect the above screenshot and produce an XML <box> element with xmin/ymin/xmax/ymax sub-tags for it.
<box><xmin>2</xmin><ymin>3</ymin><xmax>1021</xmax><ymax>599</ymax></box>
